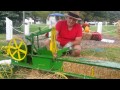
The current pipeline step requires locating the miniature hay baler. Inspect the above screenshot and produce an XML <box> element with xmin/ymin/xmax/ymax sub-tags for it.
<box><xmin>3</xmin><ymin>27</ymin><xmax>120</xmax><ymax>79</ymax></box>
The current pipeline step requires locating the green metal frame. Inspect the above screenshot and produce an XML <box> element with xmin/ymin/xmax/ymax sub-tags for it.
<box><xmin>11</xmin><ymin>28</ymin><xmax>67</xmax><ymax>75</ymax></box>
<box><xmin>10</xmin><ymin>27</ymin><xmax>120</xmax><ymax>79</ymax></box>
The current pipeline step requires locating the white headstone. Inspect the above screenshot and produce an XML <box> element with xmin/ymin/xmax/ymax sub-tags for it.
<box><xmin>97</xmin><ymin>22</ymin><xmax>102</xmax><ymax>34</ymax></box>
<box><xmin>105</xmin><ymin>22</ymin><xmax>107</xmax><ymax>26</ymax></box>
<box><xmin>49</xmin><ymin>16</ymin><xmax>57</xmax><ymax>28</ymax></box>
<box><xmin>24</xmin><ymin>19</ymin><xmax>30</xmax><ymax>36</ymax></box>
<box><xmin>95</xmin><ymin>22</ymin><xmax>97</xmax><ymax>26</ymax></box>
<box><xmin>29</xmin><ymin>18</ymin><xmax>34</xmax><ymax>24</ymax></box>
<box><xmin>48</xmin><ymin>17</ymin><xmax>56</xmax><ymax>39</ymax></box>
<box><xmin>6</xmin><ymin>17</ymin><xmax>13</xmax><ymax>41</ymax></box>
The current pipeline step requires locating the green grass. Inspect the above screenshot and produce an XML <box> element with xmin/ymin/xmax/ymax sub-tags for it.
<box><xmin>0</xmin><ymin>34</ymin><xmax>6</xmax><ymax>40</ymax></box>
<box><xmin>81</xmin><ymin>47</ymin><xmax>120</xmax><ymax>62</ymax></box>
<box><xmin>0</xmin><ymin>54</ymin><xmax>9</xmax><ymax>60</ymax></box>
<box><xmin>0</xmin><ymin>42</ymin><xmax>8</xmax><ymax>47</ymax></box>
<box><xmin>0</xmin><ymin>34</ymin><xmax>8</xmax><ymax>48</ymax></box>
<box><xmin>90</xmin><ymin>25</ymin><xmax>117</xmax><ymax>36</ymax></box>
<box><xmin>20</xmin><ymin>24</ymin><xmax>49</xmax><ymax>32</ymax></box>
<box><xmin>30</xmin><ymin>24</ymin><xmax>48</xmax><ymax>32</ymax></box>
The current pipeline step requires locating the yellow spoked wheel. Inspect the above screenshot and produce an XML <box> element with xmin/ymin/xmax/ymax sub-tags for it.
<box><xmin>8</xmin><ymin>38</ymin><xmax>27</xmax><ymax>61</ymax></box>
<box><xmin>52</xmin><ymin>72</ymin><xmax>68</xmax><ymax>79</ymax></box>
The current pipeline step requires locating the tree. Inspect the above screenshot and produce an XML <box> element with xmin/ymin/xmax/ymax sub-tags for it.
<box><xmin>0</xmin><ymin>11</ymin><xmax>31</xmax><ymax>34</ymax></box>
<box><xmin>0</xmin><ymin>11</ymin><xmax>9</xmax><ymax>33</ymax></box>
<box><xmin>31</xmin><ymin>11</ymin><xmax>52</xmax><ymax>23</ymax></box>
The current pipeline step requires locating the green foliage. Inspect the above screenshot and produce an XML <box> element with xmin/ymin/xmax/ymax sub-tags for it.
<box><xmin>31</xmin><ymin>11</ymin><xmax>52</xmax><ymax>23</ymax></box>
<box><xmin>0</xmin><ymin>11</ymin><xmax>8</xmax><ymax>33</ymax></box>
<box><xmin>0</xmin><ymin>11</ymin><xmax>23</xmax><ymax>34</ymax></box>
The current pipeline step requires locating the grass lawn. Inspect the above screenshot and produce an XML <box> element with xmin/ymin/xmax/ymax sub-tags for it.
<box><xmin>0</xmin><ymin>34</ymin><xmax>6</xmax><ymax>40</ymax></box>
<box><xmin>81</xmin><ymin>47</ymin><xmax>120</xmax><ymax>62</ymax></box>
<box><xmin>0</xmin><ymin>34</ymin><xmax>8</xmax><ymax>47</ymax></box>
<box><xmin>90</xmin><ymin>25</ymin><xmax>117</xmax><ymax>36</ymax></box>
<box><xmin>20</xmin><ymin>24</ymin><xmax>49</xmax><ymax>32</ymax></box>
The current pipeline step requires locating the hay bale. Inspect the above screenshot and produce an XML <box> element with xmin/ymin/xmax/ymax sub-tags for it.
<box><xmin>14</xmin><ymin>68</ymin><xmax>67</xmax><ymax>79</ymax></box>
<box><xmin>63</xmin><ymin>61</ymin><xmax>120</xmax><ymax>79</ymax></box>
<box><xmin>82</xmin><ymin>32</ymin><xmax>92</xmax><ymax>40</ymax></box>
<box><xmin>117</xmin><ymin>27</ymin><xmax>120</xmax><ymax>38</ymax></box>
<box><xmin>116</xmin><ymin>20</ymin><xmax>120</xmax><ymax>38</ymax></box>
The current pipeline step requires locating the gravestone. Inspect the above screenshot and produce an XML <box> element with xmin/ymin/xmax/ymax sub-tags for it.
<box><xmin>24</xmin><ymin>19</ymin><xmax>30</xmax><ymax>36</ymax></box>
<box><xmin>6</xmin><ymin>17</ymin><xmax>13</xmax><ymax>41</ymax></box>
<box><xmin>97</xmin><ymin>22</ymin><xmax>102</xmax><ymax>34</ymax></box>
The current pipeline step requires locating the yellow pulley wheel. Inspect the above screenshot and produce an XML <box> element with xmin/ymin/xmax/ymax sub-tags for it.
<box><xmin>8</xmin><ymin>38</ymin><xmax>27</xmax><ymax>61</ymax></box>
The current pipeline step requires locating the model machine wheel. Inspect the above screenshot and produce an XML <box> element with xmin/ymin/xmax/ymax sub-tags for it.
<box><xmin>8</xmin><ymin>38</ymin><xmax>27</xmax><ymax>61</ymax></box>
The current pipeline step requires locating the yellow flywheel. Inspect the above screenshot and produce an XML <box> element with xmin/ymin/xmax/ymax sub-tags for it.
<box><xmin>8</xmin><ymin>38</ymin><xmax>27</xmax><ymax>61</ymax></box>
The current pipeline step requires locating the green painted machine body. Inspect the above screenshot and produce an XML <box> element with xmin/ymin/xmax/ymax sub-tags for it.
<box><xmin>11</xmin><ymin>27</ymin><xmax>95</xmax><ymax>79</ymax></box>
